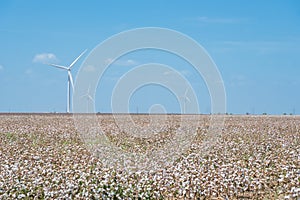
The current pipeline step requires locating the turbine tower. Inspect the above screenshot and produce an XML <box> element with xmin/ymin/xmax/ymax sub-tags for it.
<box><xmin>181</xmin><ymin>88</ymin><xmax>191</xmax><ymax>114</ymax></box>
<box><xmin>81</xmin><ymin>85</ymin><xmax>94</xmax><ymax>113</ymax></box>
<box><xmin>46</xmin><ymin>49</ymin><xmax>87</xmax><ymax>113</ymax></box>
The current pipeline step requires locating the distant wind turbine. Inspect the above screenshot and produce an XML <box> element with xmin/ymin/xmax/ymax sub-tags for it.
<box><xmin>81</xmin><ymin>85</ymin><xmax>94</xmax><ymax>113</ymax></box>
<box><xmin>46</xmin><ymin>49</ymin><xmax>87</xmax><ymax>113</ymax></box>
<box><xmin>181</xmin><ymin>88</ymin><xmax>191</xmax><ymax>114</ymax></box>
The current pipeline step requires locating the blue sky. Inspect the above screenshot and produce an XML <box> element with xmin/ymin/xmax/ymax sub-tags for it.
<box><xmin>0</xmin><ymin>0</ymin><xmax>300</xmax><ymax>114</ymax></box>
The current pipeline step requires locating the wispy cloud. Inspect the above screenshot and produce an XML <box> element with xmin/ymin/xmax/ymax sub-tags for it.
<box><xmin>163</xmin><ymin>69</ymin><xmax>191</xmax><ymax>77</ymax></box>
<box><xmin>194</xmin><ymin>16</ymin><xmax>245</xmax><ymax>24</ymax></box>
<box><xmin>105</xmin><ymin>58</ymin><xmax>139</xmax><ymax>66</ymax></box>
<box><xmin>0</xmin><ymin>65</ymin><xmax>4</xmax><ymax>71</ymax></box>
<box><xmin>180</xmin><ymin>70</ymin><xmax>192</xmax><ymax>76</ymax></box>
<box><xmin>25</xmin><ymin>68</ymin><xmax>33</xmax><ymax>76</ymax></box>
<box><xmin>228</xmin><ymin>74</ymin><xmax>249</xmax><ymax>87</ymax></box>
<box><xmin>113</xmin><ymin>23</ymin><xmax>131</xmax><ymax>32</ymax></box>
<box><xmin>195</xmin><ymin>16</ymin><xmax>243</xmax><ymax>24</ymax></box>
<box><xmin>217</xmin><ymin>40</ymin><xmax>299</xmax><ymax>54</ymax></box>
<box><xmin>33</xmin><ymin>53</ymin><xmax>58</xmax><ymax>63</ymax></box>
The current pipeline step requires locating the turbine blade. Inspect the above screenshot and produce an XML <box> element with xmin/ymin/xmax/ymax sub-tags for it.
<box><xmin>184</xmin><ymin>88</ymin><xmax>189</xmax><ymax>96</ymax></box>
<box><xmin>87</xmin><ymin>85</ymin><xmax>91</xmax><ymax>93</ymax></box>
<box><xmin>88</xmin><ymin>95</ymin><xmax>94</xmax><ymax>102</ymax></box>
<box><xmin>80</xmin><ymin>94</ymin><xmax>86</xmax><ymax>98</ymax></box>
<box><xmin>186</xmin><ymin>97</ymin><xmax>191</xmax><ymax>102</ymax></box>
<box><xmin>183</xmin><ymin>88</ymin><xmax>190</xmax><ymax>102</ymax></box>
<box><xmin>68</xmin><ymin>71</ymin><xmax>74</xmax><ymax>91</ymax></box>
<box><xmin>46</xmin><ymin>63</ymin><xmax>68</xmax><ymax>70</ymax></box>
<box><xmin>68</xmin><ymin>49</ymin><xmax>87</xmax><ymax>69</ymax></box>
<box><xmin>80</xmin><ymin>94</ymin><xmax>94</xmax><ymax>102</ymax></box>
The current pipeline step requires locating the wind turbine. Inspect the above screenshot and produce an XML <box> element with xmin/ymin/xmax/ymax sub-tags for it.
<box><xmin>181</xmin><ymin>88</ymin><xmax>191</xmax><ymax>114</ymax></box>
<box><xmin>46</xmin><ymin>49</ymin><xmax>87</xmax><ymax>113</ymax></box>
<box><xmin>81</xmin><ymin>85</ymin><xmax>94</xmax><ymax>113</ymax></box>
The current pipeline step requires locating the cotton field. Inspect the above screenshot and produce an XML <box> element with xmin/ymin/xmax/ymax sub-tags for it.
<box><xmin>0</xmin><ymin>114</ymin><xmax>299</xmax><ymax>199</ymax></box>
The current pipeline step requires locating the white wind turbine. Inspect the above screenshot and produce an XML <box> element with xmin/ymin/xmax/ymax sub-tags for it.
<box><xmin>181</xmin><ymin>88</ymin><xmax>191</xmax><ymax>114</ymax></box>
<box><xmin>46</xmin><ymin>49</ymin><xmax>87</xmax><ymax>113</ymax></box>
<box><xmin>81</xmin><ymin>85</ymin><xmax>94</xmax><ymax>113</ymax></box>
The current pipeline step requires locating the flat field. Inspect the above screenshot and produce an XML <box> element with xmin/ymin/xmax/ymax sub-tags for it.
<box><xmin>0</xmin><ymin>114</ymin><xmax>299</xmax><ymax>199</ymax></box>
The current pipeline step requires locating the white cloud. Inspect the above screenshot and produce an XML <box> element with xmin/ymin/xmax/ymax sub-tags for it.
<box><xmin>163</xmin><ymin>71</ymin><xmax>173</xmax><ymax>75</ymax></box>
<box><xmin>121</xmin><ymin>59</ymin><xmax>138</xmax><ymax>66</ymax></box>
<box><xmin>84</xmin><ymin>65</ymin><xmax>96</xmax><ymax>72</ymax></box>
<box><xmin>0</xmin><ymin>65</ymin><xmax>3</xmax><ymax>71</ymax></box>
<box><xmin>33</xmin><ymin>53</ymin><xmax>58</xmax><ymax>63</ymax></box>
<box><xmin>105</xmin><ymin>58</ymin><xmax>139</xmax><ymax>66</ymax></box>
<box><xmin>163</xmin><ymin>69</ymin><xmax>191</xmax><ymax>77</ymax></box>
<box><xmin>105</xmin><ymin>58</ymin><xmax>114</xmax><ymax>65</ymax></box>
